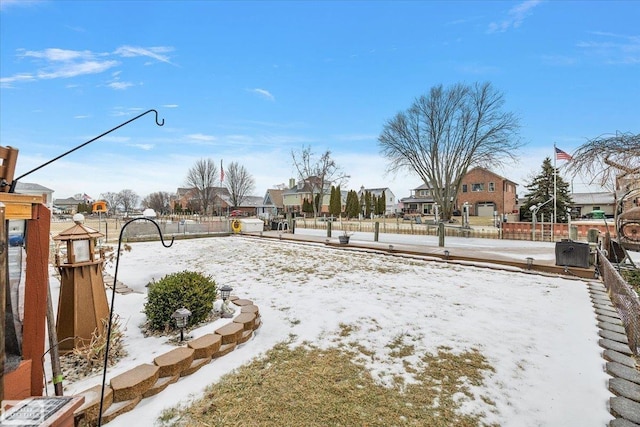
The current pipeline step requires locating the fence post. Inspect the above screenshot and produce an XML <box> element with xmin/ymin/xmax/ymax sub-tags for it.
<box><xmin>327</xmin><ymin>221</ymin><xmax>332</xmax><ymax>238</ymax></box>
<box><xmin>438</xmin><ymin>222</ymin><xmax>445</xmax><ymax>247</ymax></box>
<box><xmin>374</xmin><ymin>221</ymin><xmax>379</xmax><ymax>242</ymax></box>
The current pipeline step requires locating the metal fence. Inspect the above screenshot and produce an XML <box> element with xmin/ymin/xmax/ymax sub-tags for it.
<box><xmin>121</xmin><ymin>218</ymin><xmax>230</xmax><ymax>241</ymax></box>
<box><xmin>597</xmin><ymin>248</ymin><xmax>640</xmax><ymax>356</ymax></box>
<box><xmin>295</xmin><ymin>218</ymin><xmax>503</xmax><ymax>240</ymax></box>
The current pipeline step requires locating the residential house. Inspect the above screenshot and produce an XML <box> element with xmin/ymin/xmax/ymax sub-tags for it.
<box><xmin>172</xmin><ymin>186</ymin><xmax>231</xmax><ymax>215</ymax></box>
<box><xmin>400</xmin><ymin>168</ymin><xmax>519</xmax><ymax>219</ymax></box>
<box><xmin>15</xmin><ymin>182</ymin><xmax>54</xmax><ymax>211</ymax></box>
<box><xmin>260</xmin><ymin>188</ymin><xmax>285</xmax><ymax>219</ymax></box>
<box><xmin>398</xmin><ymin>183</ymin><xmax>437</xmax><ymax>215</ymax></box>
<box><xmin>357</xmin><ymin>186</ymin><xmax>398</xmax><ymax>216</ymax></box>
<box><xmin>457</xmin><ymin>167</ymin><xmax>519</xmax><ymax>219</ymax></box>
<box><xmin>282</xmin><ymin>177</ymin><xmax>332</xmax><ymax>215</ymax></box>
<box><xmin>571</xmin><ymin>192</ymin><xmax>615</xmax><ymax>218</ymax></box>
<box><xmin>52</xmin><ymin>196</ymin><xmax>84</xmax><ymax>214</ymax></box>
<box><xmin>233</xmin><ymin>195</ymin><xmax>266</xmax><ymax>216</ymax></box>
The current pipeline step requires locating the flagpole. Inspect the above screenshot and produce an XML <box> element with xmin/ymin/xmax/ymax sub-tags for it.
<box><xmin>553</xmin><ymin>143</ymin><xmax>557</xmax><ymax>240</ymax></box>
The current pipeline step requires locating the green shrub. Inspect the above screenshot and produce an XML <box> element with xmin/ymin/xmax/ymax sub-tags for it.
<box><xmin>144</xmin><ymin>270</ymin><xmax>217</xmax><ymax>332</ymax></box>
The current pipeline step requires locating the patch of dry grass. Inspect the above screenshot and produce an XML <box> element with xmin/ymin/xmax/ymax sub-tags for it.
<box><xmin>162</xmin><ymin>339</ymin><xmax>497</xmax><ymax>427</ymax></box>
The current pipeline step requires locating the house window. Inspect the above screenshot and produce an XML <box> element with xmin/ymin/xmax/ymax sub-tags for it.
<box><xmin>488</xmin><ymin>182</ymin><xmax>495</xmax><ymax>192</ymax></box>
<box><xmin>419</xmin><ymin>190</ymin><xmax>430</xmax><ymax>197</ymax></box>
<box><xmin>462</xmin><ymin>184</ymin><xmax>468</xmax><ymax>193</ymax></box>
<box><xmin>472</xmin><ymin>183</ymin><xmax>484</xmax><ymax>192</ymax></box>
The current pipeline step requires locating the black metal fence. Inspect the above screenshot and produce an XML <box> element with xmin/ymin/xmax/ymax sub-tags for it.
<box><xmin>597</xmin><ymin>248</ymin><xmax>640</xmax><ymax>356</ymax></box>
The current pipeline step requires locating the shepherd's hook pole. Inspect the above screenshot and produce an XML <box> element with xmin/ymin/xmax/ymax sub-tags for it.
<box><xmin>7</xmin><ymin>109</ymin><xmax>164</xmax><ymax>192</ymax></box>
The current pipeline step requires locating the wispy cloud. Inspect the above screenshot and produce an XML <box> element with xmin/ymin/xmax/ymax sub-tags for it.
<box><xmin>108</xmin><ymin>81</ymin><xmax>134</xmax><ymax>90</ymax></box>
<box><xmin>114</xmin><ymin>45</ymin><xmax>175</xmax><ymax>65</ymax></box>
<box><xmin>1</xmin><ymin>45</ymin><xmax>175</xmax><ymax>89</ymax></box>
<box><xmin>74</xmin><ymin>115</ymin><xmax>91</xmax><ymax>119</ymax></box>
<box><xmin>162</xmin><ymin>104</ymin><xmax>179</xmax><ymax>108</ymax></box>
<box><xmin>578</xmin><ymin>32</ymin><xmax>640</xmax><ymax>64</ymax></box>
<box><xmin>129</xmin><ymin>143</ymin><xmax>154</xmax><ymax>151</ymax></box>
<box><xmin>187</xmin><ymin>133</ymin><xmax>216</xmax><ymax>142</ymax></box>
<box><xmin>540</xmin><ymin>54</ymin><xmax>578</xmax><ymax>66</ymax></box>
<box><xmin>333</xmin><ymin>134</ymin><xmax>377</xmax><ymax>142</ymax></box>
<box><xmin>0</xmin><ymin>0</ymin><xmax>42</xmax><ymax>12</ymax></box>
<box><xmin>487</xmin><ymin>0</ymin><xmax>542</xmax><ymax>33</ymax></box>
<box><xmin>456</xmin><ymin>63</ymin><xmax>501</xmax><ymax>74</ymax></box>
<box><xmin>445</xmin><ymin>16</ymin><xmax>484</xmax><ymax>26</ymax></box>
<box><xmin>248</xmin><ymin>88</ymin><xmax>275</xmax><ymax>101</ymax></box>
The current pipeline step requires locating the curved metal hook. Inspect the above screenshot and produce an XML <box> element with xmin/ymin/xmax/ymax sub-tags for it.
<box><xmin>98</xmin><ymin>217</ymin><xmax>173</xmax><ymax>426</ymax></box>
<box><xmin>150</xmin><ymin>108</ymin><xmax>165</xmax><ymax>127</ymax></box>
<box><xmin>11</xmin><ymin>108</ymin><xmax>165</xmax><ymax>191</ymax></box>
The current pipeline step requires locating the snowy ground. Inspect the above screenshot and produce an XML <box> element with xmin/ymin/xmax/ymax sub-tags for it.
<box><xmin>49</xmin><ymin>232</ymin><xmax>622</xmax><ymax>426</ymax></box>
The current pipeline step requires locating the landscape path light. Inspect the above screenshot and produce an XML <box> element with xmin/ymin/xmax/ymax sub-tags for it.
<box><xmin>526</xmin><ymin>257</ymin><xmax>534</xmax><ymax>270</ymax></box>
<box><xmin>220</xmin><ymin>285</ymin><xmax>234</xmax><ymax>318</ymax></box>
<box><xmin>172</xmin><ymin>307</ymin><xmax>192</xmax><ymax>342</ymax></box>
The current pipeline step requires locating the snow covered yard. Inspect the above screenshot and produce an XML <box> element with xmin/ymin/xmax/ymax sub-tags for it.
<box><xmin>55</xmin><ymin>235</ymin><xmax>613</xmax><ymax>426</ymax></box>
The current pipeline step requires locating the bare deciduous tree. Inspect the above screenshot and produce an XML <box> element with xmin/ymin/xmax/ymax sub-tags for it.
<box><xmin>185</xmin><ymin>158</ymin><xmax>218</xmax><ymax>214</ymax></box>
<box><xmin>141</xmin><ymin>191</ymin><xmax>173</xmax><ymax>214</ymax></box>
<box><xmin>100</xmin><ymin>191</ymin><xmax>120</xmax><ymax>213</ymax></box>
<box><xmin>117</xmin><ymin>189</ymin><xmax>139</xmax><ymax>214</ymax></box>
<box><xmin>566</xmin><ymin>132</ymin><xmax>640</xmax><ymax>190</ymax></box>
<box><xmin>378</xmin><ymin>82</ymin><xmax>521</xmax><ymax>219</ymax></box>
<box><xmin>291</xmin><ymin>146</ymin><xmax>349</xmax><ymax>217</ymax></box>
<box><xmin>225</xmin><ymin>162</ymin><xmax>255</xmax><ymax>208</ymax></box>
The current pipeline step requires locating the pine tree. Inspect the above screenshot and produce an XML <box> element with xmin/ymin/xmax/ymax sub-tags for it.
<box><xmin>302</xmin><ymin>198</ymin><xmax>313</xmax><ymax>215</ymax></box>
<box><xmin>377</xmin><ymin>190</ymin><xmax>386</xmax><ymax>215</ymax></box>
<box><xmin>329</xmin><ymin>185</ymin><xmax>341</xmax><ymax>217</ymax></box>
<box><xmin>521</xmin><ymin>157</ymin><xmax>573</xmax><ymax>223</ymax></box>
<box><xmin>346</xmin><ymin>190</ymin><xmax>360</xmax><ymax>218</ymax></box>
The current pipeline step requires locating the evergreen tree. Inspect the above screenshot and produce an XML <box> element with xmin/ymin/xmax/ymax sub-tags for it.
<box><xmin>346</xmin><ymin>190</ymin><xmax>360</xmax><ymax>218</ymax></box>
<box><xmin>302</xmin><ymin>198</ymin><xmax>313</xmax><ymax>215</ymax></box>
<box><xmin>377</xmin><ymin>191</ymin><xmax>386</xmax><ymax>215</ymax></box>
<box><xmin>329</xmin><ymin>185</ymin><xmax>341</xmax><ymax>217</ymax></box>
<box><xmin>364</xmin><ymin>191</ymin><xmax>372</xmax><ymax>217</ymax></box>
<box><xmin>314</xmin><ymin>194</ymin><xmax>321</xmax><ymax>215</ymax></box>
<box><xmin>521</xmin><ymin>157</ymin><xmax>573</xmax><ymax>223</ymax></box>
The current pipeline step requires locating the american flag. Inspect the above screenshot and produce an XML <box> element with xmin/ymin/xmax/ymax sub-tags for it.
<box><xmin>555</xmin><ymin>147</ymin><xmax>572</xmax><ymax>161</ymax></box>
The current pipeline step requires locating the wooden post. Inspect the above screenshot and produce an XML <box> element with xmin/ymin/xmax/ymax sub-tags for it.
<box><xmin>0</xmin><ymin>146</ymin><xmax>19</xmax><ymax>193</ymax></box>
<box><xmin>0</xmin><ymin>202</ymin><xmax>6</xmax><ymax>401</ymax></box>
<box><xmin>46</xmin><ymin>282</ymin><xmax>63</xmax><ymax>396</ymax></box>
<box><xmin>438</xmin><ymin>222</ymin><xmax>445</xmax><ymax>247</ymax></box>
<box><xmin>22</xmin><ymin>203</ymin><xmax>51</xmax><ymax>395</ymax></box>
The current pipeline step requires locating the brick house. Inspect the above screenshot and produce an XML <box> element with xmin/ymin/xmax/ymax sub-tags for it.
<box><xmin>457</xmin><ymin>167</ymin><xmax>518</xmax><ymax>218</ymax></box>
<box><xmin>400</xmin><ymin>168</ymin><xmax>519</xmax><ymax>219</ymax></box>
<box><xmin>172</xmin><ymin>186</ymin><xmax>231</xmax><ymax>215</ymax></box>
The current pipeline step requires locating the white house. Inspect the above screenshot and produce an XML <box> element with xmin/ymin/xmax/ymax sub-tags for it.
<box><xmin>357</xmin><ymin>186</ymin><xmax>398</xmax><ymax>215</ymax></box>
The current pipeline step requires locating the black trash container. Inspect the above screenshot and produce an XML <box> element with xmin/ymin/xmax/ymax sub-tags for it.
<box><xmin>555</xmin><ymin>240</ymin><xmax>590</xmax><ymax>268</ymax></box>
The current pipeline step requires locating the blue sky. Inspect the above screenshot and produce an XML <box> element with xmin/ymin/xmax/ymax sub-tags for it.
<box><xmin>1</xmin><ymin>0</ymin><xmax>638</xmax><ymax>201</ymax></box>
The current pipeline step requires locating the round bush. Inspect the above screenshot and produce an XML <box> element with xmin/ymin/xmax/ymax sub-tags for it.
<box><xmin>144</xmin><ymin>270</ymin><xmax>217</xmax><ymax>332</ymax></box>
